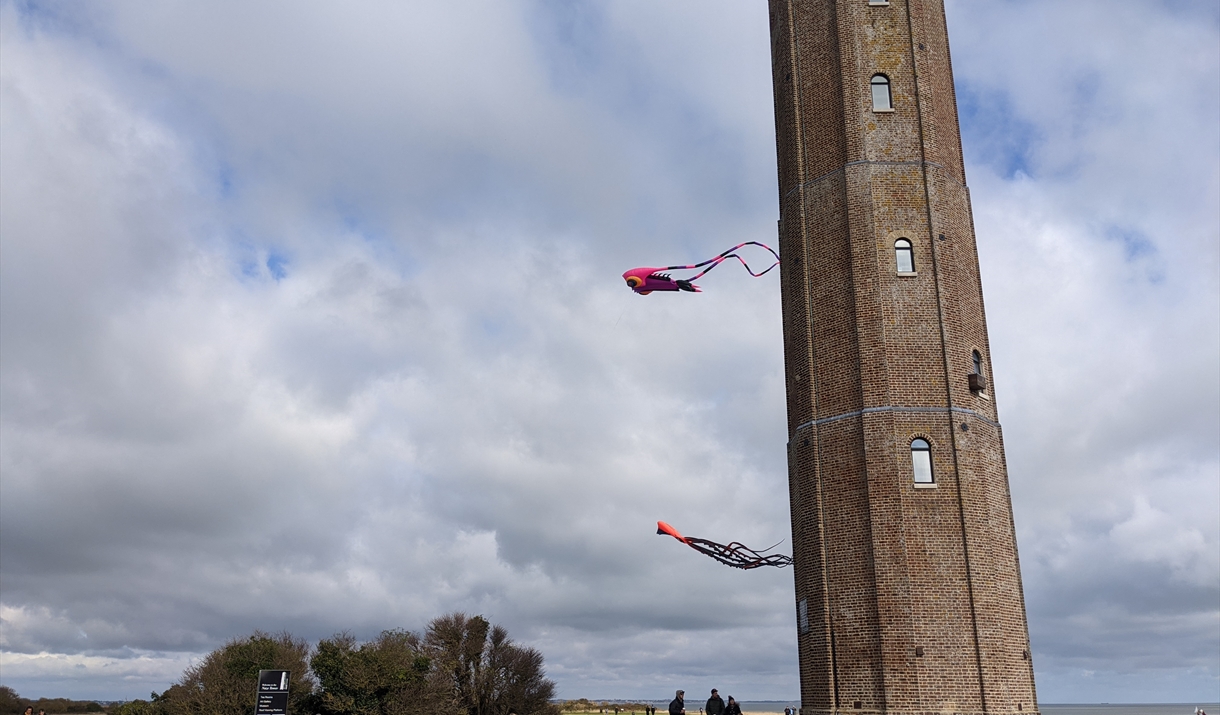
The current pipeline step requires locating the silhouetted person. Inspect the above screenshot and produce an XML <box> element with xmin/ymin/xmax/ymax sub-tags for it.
<box><xmin>706</xmin><ymin>689</ymin><xmax>725</xmax><ymax>715</ymax></box>
<box><xmin>669</xmin><ymin>689</ymin><xmax>686</xmax><ymax>715</ymax></box>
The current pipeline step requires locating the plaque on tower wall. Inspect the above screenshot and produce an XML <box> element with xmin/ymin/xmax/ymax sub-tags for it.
<box><xmin>254</xmin><ymin>670</ymin><xmax>290</xmax><ymax>715</ymax></box>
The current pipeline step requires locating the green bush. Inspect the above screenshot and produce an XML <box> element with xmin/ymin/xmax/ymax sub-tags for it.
<box><xmin>152</xmin><ymin>631</ymin><xmax>315</xmax><ymax>715</ymax></box>
<box><xmin>110</xmin><ymin>700</ymin><xmax>157</xmax><ymax>715</ymax></box>
<box><xmin>312</xmin><ymin>629</ymin><xmax>443</xmax><ymax>715</ymax></box>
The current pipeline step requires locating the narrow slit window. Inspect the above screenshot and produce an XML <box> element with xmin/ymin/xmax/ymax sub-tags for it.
<box><xmin>895</xmin><ymin>238</ymin><xmax>914</xmax><ymax>272</ymax></box>
<box><xmin>972</xmin><ymin>350</ymin><xmax>983</xmax><ymax>375</ymax></box>
<box><xmin>871</xmin><ymin>74</ymin><xmax>892</xmax><ymax>111</ymax></box>
<box><xmin>911</xmin><ymin>438</ymin><xmax>933</xmax><ymax>484</ymax></box>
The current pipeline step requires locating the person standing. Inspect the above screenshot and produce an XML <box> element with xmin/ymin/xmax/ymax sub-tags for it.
<box><xmin>669</xmin><ymin>690</ymin><xmax>685</xmax><ymax>715</ymax></box>
<box><xmin>724</xmin><ymin>697</ymin><xmax>742</xmax><ymax>715</ymax></box>
<box><xmin>705</xmin><ymin>689</ymin><xmax>725</xmax><ymax>715</ymax></box>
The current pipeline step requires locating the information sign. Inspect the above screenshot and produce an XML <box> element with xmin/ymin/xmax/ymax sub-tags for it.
<box><xmin>255</xmin><ymin>670</ymin><xmax>290</xmax><ymax>715</ymax></box>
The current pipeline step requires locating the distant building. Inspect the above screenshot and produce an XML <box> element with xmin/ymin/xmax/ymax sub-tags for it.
<box><xmin>768</xmin><ymin>1</ymin><xmax>1039</xmax><ymax>712</ymax></box>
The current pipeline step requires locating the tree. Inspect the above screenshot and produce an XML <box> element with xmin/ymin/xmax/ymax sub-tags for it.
<box><xmin>0</xmin><ymin>686</ymin><xmax>26</xmax><ymax>715</ymax></box>
<box><xmin>424</xmin><ymin>613</ymin><xmax>559</xmax><ymax>715</ymax></box>
<box><xmin>154</xmin><ymin>630</ymin><xmax>316</xmax><ymax>715</ymax></box>
<box><xmin>311</xmin><ymin>629</ymin><xmax>449</xmax><ymax>715</ymax></box>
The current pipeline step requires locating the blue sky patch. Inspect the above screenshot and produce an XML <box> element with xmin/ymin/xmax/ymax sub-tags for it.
<box><xmin>956</xmin><ymin>81</ymin><xmax>1042</xmax><ymax>179</ymax></box>
<box><xmin>1103</xmin><ymin>225</ymin><xmax>1156</xmax><ymax>261</ymax></box>
<box><xmin>266</xmin><ymin>252</ymin><xmax>289</xmax><ymax>280</ymax></box>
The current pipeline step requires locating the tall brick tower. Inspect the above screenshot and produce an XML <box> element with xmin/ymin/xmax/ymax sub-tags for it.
<box><xmin>767</xmin><ymin>1</ymin><xmax>1038</xmax><ymax>713</ymax></box>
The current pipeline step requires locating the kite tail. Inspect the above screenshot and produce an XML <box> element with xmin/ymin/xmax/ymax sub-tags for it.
<box><xmin>684</xmin><ymin>537</ymin><xmax>794</xmax><ymax>570</ymax></box>
<box><xmin>657</xmin><ymin>522</ymin><xmax>792</xmax><ymax>570</ymax></box>
<box><xmin>662</xmin><ymin>241</ymin><xmax>780</xmax><ymax>281</ymax></box>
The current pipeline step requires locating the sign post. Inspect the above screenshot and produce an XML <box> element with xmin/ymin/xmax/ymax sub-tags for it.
<box><xmin>255</xmin><ymin>670</ymin><xmax>290</xmax><ymax>715</ymax></box>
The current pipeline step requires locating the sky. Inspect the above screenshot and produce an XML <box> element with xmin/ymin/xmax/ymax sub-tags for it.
<box><xmin>0</xmin><ymin>0</ymin><xmax>1217</xmax><ymax>706</ymax></box>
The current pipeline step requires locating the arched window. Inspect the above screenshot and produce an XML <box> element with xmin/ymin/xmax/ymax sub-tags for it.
<box><xmin>895</xmin><ymin>238</ymin><xmax>914</xmax><ymax>273</ymax></box>
<box><xmin>969</xmin><ymin>350</ymin><xmax>988</xmax><ymax>392</ymax></box>
<box><xmin>911</xmin><ymin>438</ymin><xmax>933</xmax><ymax>484</ymax></box>
<box><xmin>871</xmin><ymin>74</ymin><xmax>892</xmax><ymax>111</ymax></box>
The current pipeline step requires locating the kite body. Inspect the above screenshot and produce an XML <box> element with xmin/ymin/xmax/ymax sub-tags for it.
<box><xmin>622</xmin><ymin>267</ymin><xmax>700</xmax><ymax>295</ymax></box>
<box><xmin>656</xmin><ymin>520</ymin><xmax>792</xmax><ymax>570</ymax></box>
<box><xmin>623</xmin><ymin>241</ymin><xmax>780</xmax><ymax>295</ymax></box>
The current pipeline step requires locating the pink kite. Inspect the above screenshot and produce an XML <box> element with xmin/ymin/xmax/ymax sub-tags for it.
<box><xmin>623</xmin><ymin>242</ymin><xmax>780</xmax><ymax>295</ymax></box>
<box><xmin>656</xmin><ymin>521</ymin><xmax>792</xmax><ymax>570</ymax></box>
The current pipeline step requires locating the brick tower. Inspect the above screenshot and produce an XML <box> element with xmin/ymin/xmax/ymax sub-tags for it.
<box><xmin>767</xmin><ymin>1</ymin><xmax>1038</xmax><ymax>713</ymax></box>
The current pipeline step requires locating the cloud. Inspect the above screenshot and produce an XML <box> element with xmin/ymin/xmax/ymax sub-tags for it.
<box><xmin>949</xmin><ymin>0</ymin><xmax>1220</xmax><ymax>700</ymax></box>
<box><xmin>1</xmin><ymin>0</ymin><xmax>1217</xmax><ymax>704</ymax></box>
<box><xmin>0</xmin><ymin>647</ymin><xmax>196</xmax><ymax>702</ymax></box>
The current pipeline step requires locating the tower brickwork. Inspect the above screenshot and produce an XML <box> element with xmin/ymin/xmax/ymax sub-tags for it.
<box><xmin>767</xmin><ymin>1</ymin><xmax>1038</xmax><ymax>712</ymax></box>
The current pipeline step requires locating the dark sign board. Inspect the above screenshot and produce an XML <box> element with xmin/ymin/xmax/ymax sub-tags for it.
<box><xmin>255</xmin><ymin>670</ymin><xmax>290</xmax><ymax>715</ymax></box>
